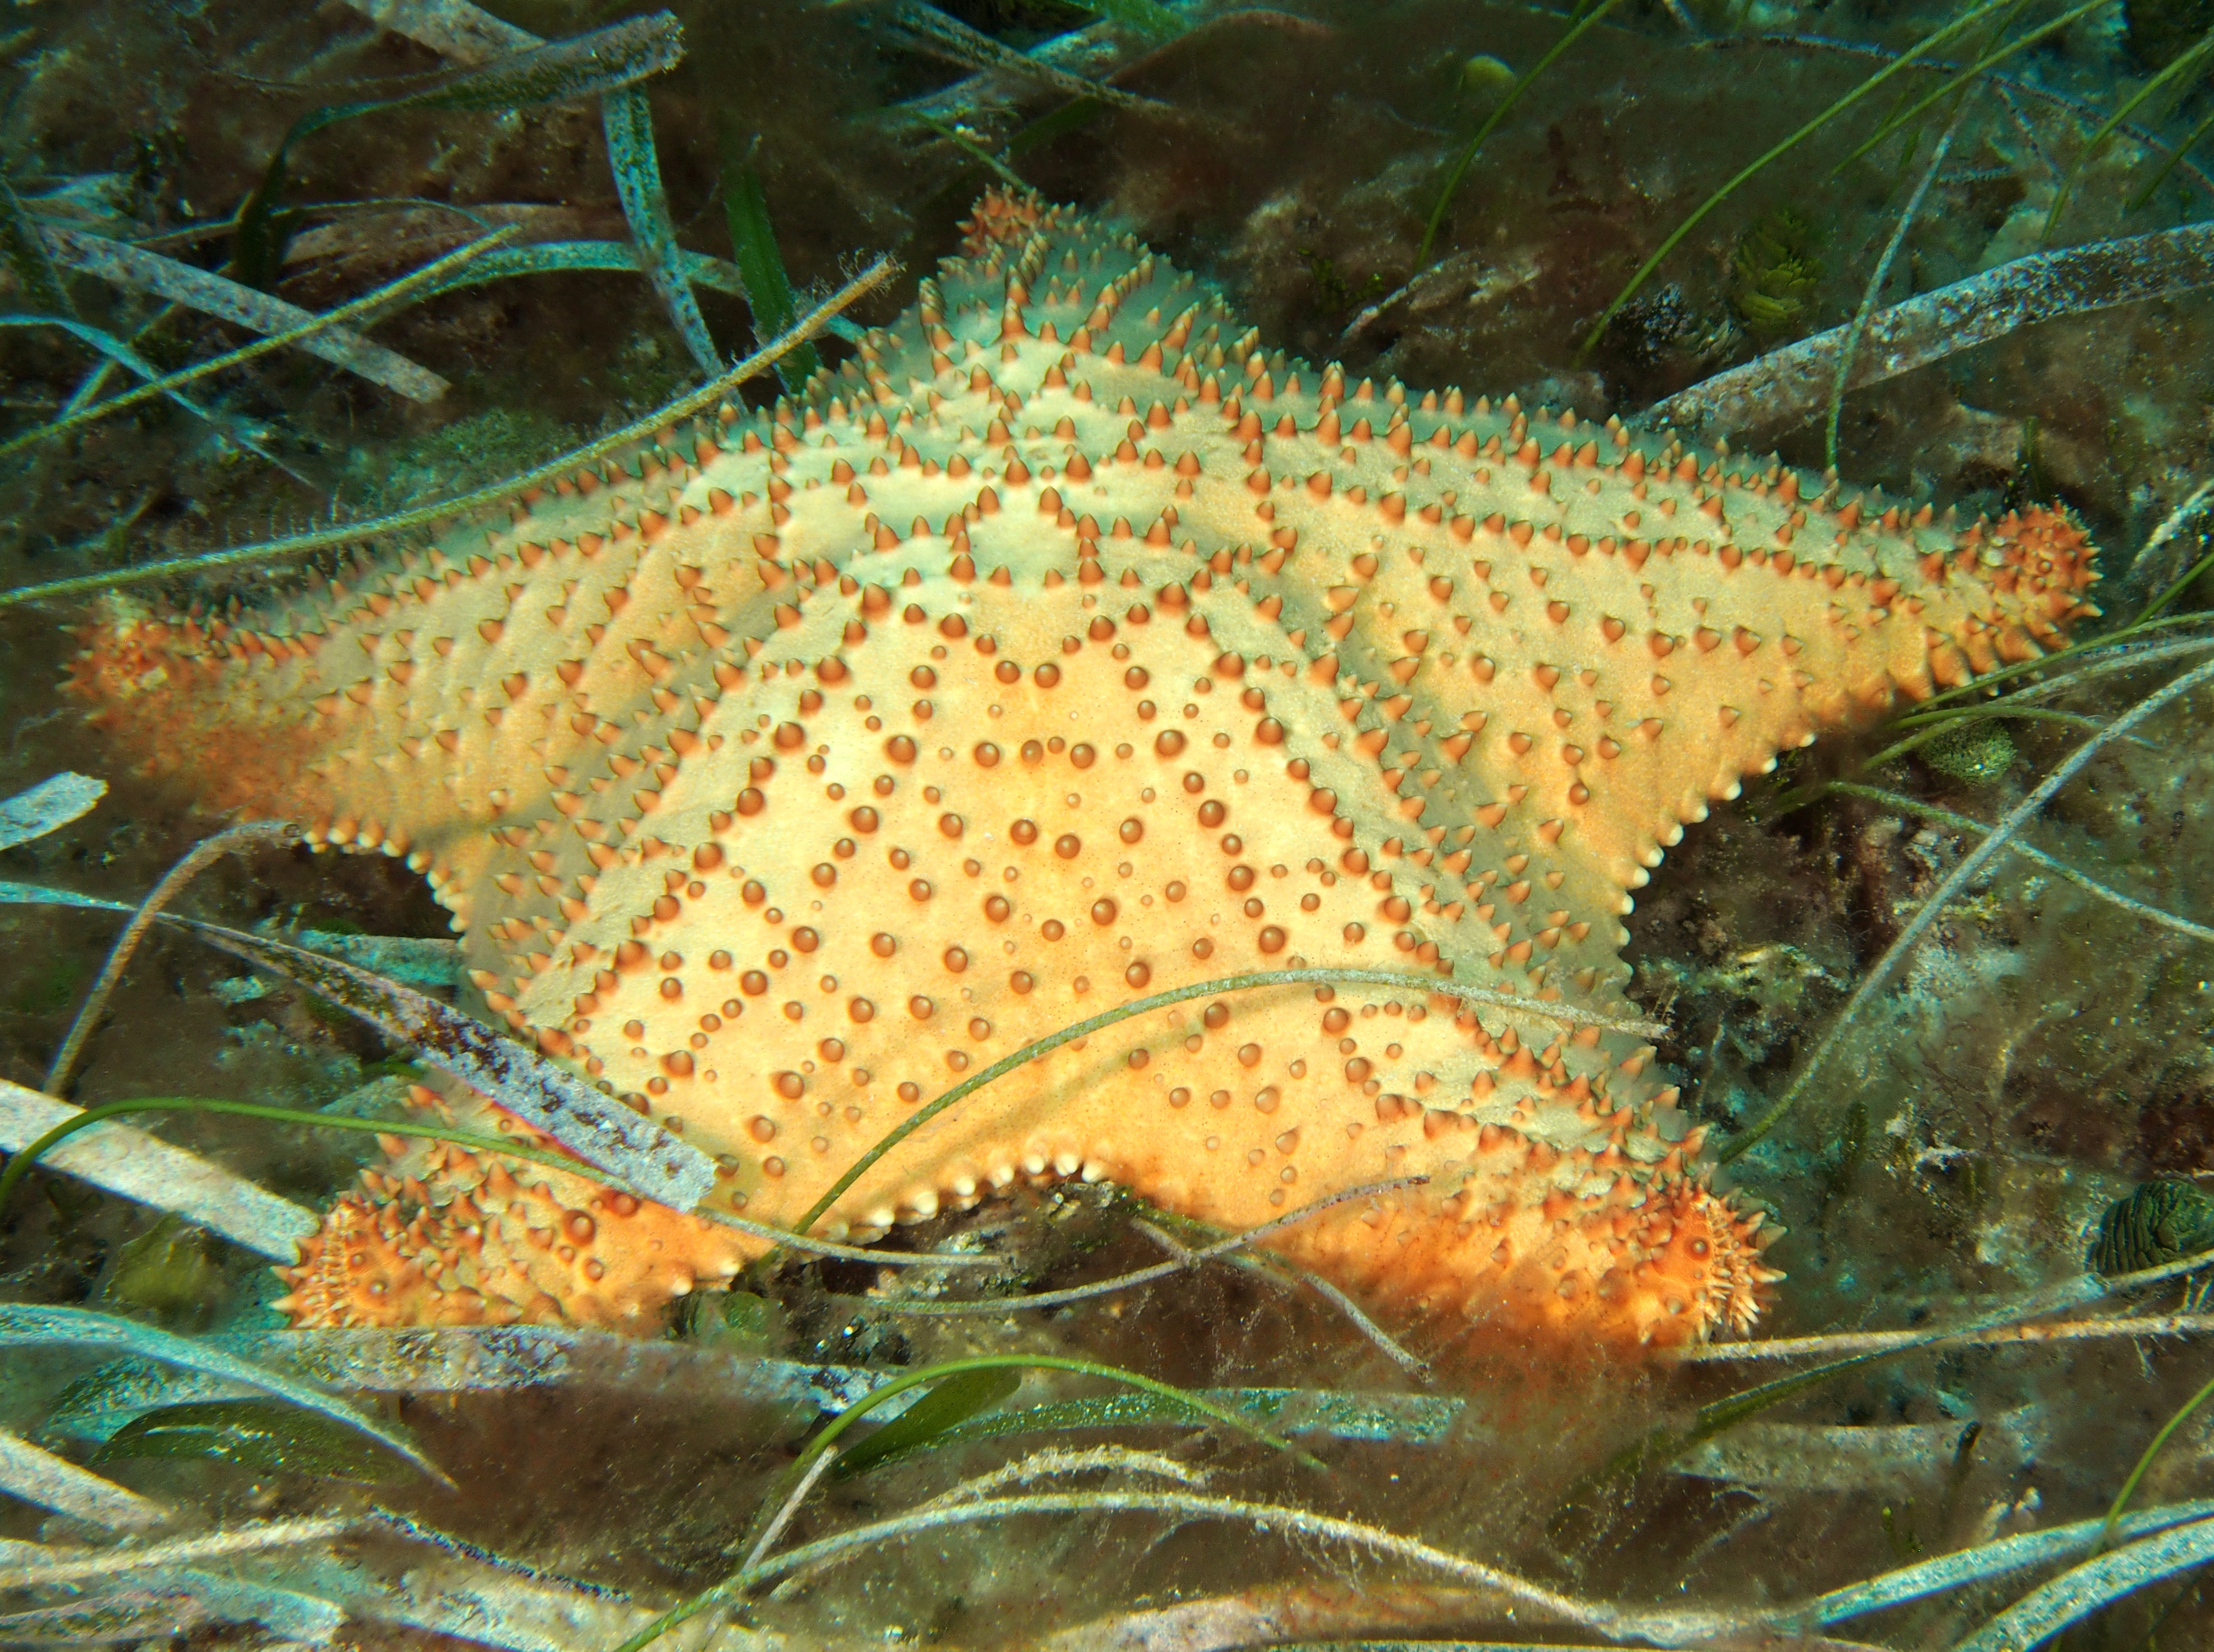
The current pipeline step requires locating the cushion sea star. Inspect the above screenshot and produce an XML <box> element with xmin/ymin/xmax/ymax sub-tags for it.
<box><xmin>70</xmin><ymin>192</ymin><xmax>2097</xmax><ymax>1348</ymax></box>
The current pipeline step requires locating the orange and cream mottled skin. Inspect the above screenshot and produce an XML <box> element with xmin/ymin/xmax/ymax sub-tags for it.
<box><xmin>72</xmin><ymin>192</ymin><xmax>2097</xmax><ymax>1347</ymax></box>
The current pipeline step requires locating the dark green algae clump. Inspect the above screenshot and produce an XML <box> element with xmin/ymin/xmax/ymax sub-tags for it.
<box><xmin>2089</xmin><ymin>1178</ymin><xmax>2214</xmax><ymax>1276</ymax></box>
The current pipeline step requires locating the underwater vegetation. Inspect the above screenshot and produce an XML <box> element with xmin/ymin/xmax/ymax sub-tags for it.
<box><xmin>1730</xmin><ymin>207</ymin><xmax>1825</xmax><ymax>337</ymax></box>
<box><xmin>1</xmin><ymin>0</ymin><xmax>2213</xmax><ymax>1647</ymax></box>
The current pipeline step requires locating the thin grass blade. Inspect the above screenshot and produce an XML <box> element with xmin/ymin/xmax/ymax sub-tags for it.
<box><xmin>1950</xmin><ymin>1515</ymin><xmax>2214</xmax><ymax>1651</ymax></box>
<box><xmin>1066</xmin><ymin>0</ymin><xmax>1185</xmax><ymax>39</ymax></box>
<box><xmin>1825</xmin><ymin>100</ymin><xmax>1966</xmax><ymax>467</ymax></box>
<box><xmin>863</xmin><ymin>1173</ymin><xmax>1427</xmax><ymax>1317</ymax></box>
<box><xmin>1823</xmin><ymin>784</ymin><xmax>2214</xmax><ymax>946</ymax></box>
<box><xmin>1415</xmin><ymin>0</ymin><xmax>1624</xmax><ymax>270</ymax></box>
<box><xmin>0</xmin><ymin>880</ymin><xmax>134</xmax><ymax>915</ymax></box>
<box><xmin>893</xmin><ymin>0</ymin><xmax>1218</xmax><ymax>127</ymax></box>
<box><xmin>2095</xmin><ymin>1370</ymin><xmax>2214</xmax><ymax>1552</ymax></box>
<box><xmin>629</xmin><ymin>1352</ymin><xmax>1329</xmax><ymax>1652</ymax></box>
<box><xmin>0</xmin><ymin>1516</ymin><xmax>354</xmax><ymax>1588</ymax></box>
<box><xmin>138</xmin><ymin>1570</ymin><xmax>346</xmax><ymax>1645</ymax></box>
<box><xmin>1809</xmin><ymin>1497</ymin><xmax>2214</xmax><ymax>1623</ymax></box>
<box><xmin>0</xmin><ymin>1307</ymin><xmax>440</xmax><ymax>1481</ymax></box>
<box><xmin>1007</xmin><ymin>94</ymin><xmax>1107</xmax><ymax>154</ymax></box>
<box><xmin>718</xmin><ymin>138</ymin><xmax>819</xmax><ymax>389</ymax></box>
<box><xmin>1648</xmin><ymin>220</ymin><xmax>2214</xmax><ymax>435</ymax></box>
<box><xmin>1723</xmin><ymin>653</ymin><xmax>2214</xmax><ymax>1162</ymax></box>
<box><xmin>0</xmin><ymin>1079</ymin><xmax>319</xmax><ymax>1259</ymax></box>
<box><xmin>0</xmin><ymin>252</ymin><xmax>894</xmax><ymax>608</ymax></box>
<box><xmin>0</xmin><ymin>167</ymin><xmax>72</xmax><ymax>316</ymax></box>
<box><xmin>41</xmin><ymin>224</ymin><xmax>447</xmax><ymax>399</ymax></box>
<box><xmin>2134</xmin><ymin>533</ymin><xmax>2214</xmax><ymax>625</ymax></box>
<box><xmin>0</xmin><ymin>1587</ymin><xmax>210</xmax><ymax>1645</ymax></box>
<box><xmin>725</xmin><ymin>1492</ymin><xmax>1722</xmax><ymax>1649</ymax></box>
<box><xmin>934</xmin><ymin>1385</ymin><xmax>1466</xmax><ymax>1450</ymax></box>
<box><xmin>601</xmin><ymin>83</ymin><xmax>720</xmax><ymax>377</ymax></box>
<box><xmin>1551</xmin><ymin>1341</ymin><xmax>1903</xmax><ymax>1541</ymax></box>
<box><xmin>831</xmin><ymin>1366</ymin><xmax>1022</xmax><ymax>1476</ymax></box>
<box><xmin>46</xmin><ymin>1330</ymin><xmax>916</xmax><ymax>1444</ymax></box>
<box><xmin>2128</xmin><ymin>100</ymin><xmax>2214</xmax><ymax>209</ymax></box>
<box><xmin>1832</xmin><ymin>0</ymin><xmax>2116</xmax><ymax>176</ymax></box>
<box><xmin>186</xmin><ymin>922</ymin><xmax>716</xmax><ymax>1211</ymax></box>
<box><xmin>416</xmin><ymin>235</ymin><xmax>862</xmax><ymax>340</ymax></box>
<box><xmin>0</xmin><ymin>1082</ymin><xmax>988</xmax><ymax>1274</ymax></box>
<box><xmin>2040</xmin><ymin>21</ymin><xmax>2214</xmax><ymax>240</ymax></box>
<box><xmin>0</xmin><ymin>226</ymin><xmax>516</xmax><ymax>464</ymax></box>
<box><xmin>48</xmin><ymin>820</ymin><xmax>295</xmax><ymax>1095</ymax></box>
<box><xmin>0</xmin><ymin>880</ymin><xmax>461</xmax><ymax>986</ymax></box>
<box><xmin>289</xmin><ymin>928</ymin><xmax>464</xmax><ymax>986</ymax></box>
<box><xmin>1557</xmin><ymin>1245</ymin><xmax>2214</xmax><ymax>1547</ymax></box>
<box><xmin>0</xmin><ymin>1093</ymin><xmax>684</xmax><ymax>1244</ymax></box>
<box><xmin>915</xmin><ymin>108</ymin><xmax>1031</xmax><ymax>186</ymax></box>
<box><xmin>882</xmin><ymin>0</ymin><xmax>1169</xmax><ymax>113</ymax></box>
<box><xmin>0</xmin><ymin>315</ymin><xmax>287</xmax><ymax>462</ymax></box>
<box><xmin>0</xmin><ymin>1425</ymin><xmax>169</xmax><ymax>1530</ymax></box>
<box><xmin>93</xmin><ymin>1398</ymin><xmax>417</xmax><ymax>1483</ymax></box>
<box><xmin>1580</xmin><ymin>0</ymin><xmax>2042</xmax><ymax>357</ymax></box>
<box><xmin>231</xmin><ymin>12</ymin><xmax>683</xmax><ymax>286</ymax></box>
<box><xmin>270</xmin><ymin>1526</ymin><xmax>683</xmax><ymax>1652</ymax></box>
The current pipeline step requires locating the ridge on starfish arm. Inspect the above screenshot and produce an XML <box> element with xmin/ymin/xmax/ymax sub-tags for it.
<box><xmin>69</xmin><ymin>189</ymin><xmax>2097</xmax><ymax>1350</ymax></box>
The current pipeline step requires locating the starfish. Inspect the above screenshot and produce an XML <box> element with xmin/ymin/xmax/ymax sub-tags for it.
<box><xmin>72</xmin><ymin>192</ymin><xmax>2097</xmax><ymax>1348</ymax></box>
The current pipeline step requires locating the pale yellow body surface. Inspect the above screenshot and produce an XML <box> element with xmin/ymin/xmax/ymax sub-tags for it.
<box><xmin>74</xmin><ymin>193</ymin><xmax>2096</xmax><ymax>1349</ymax></box>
